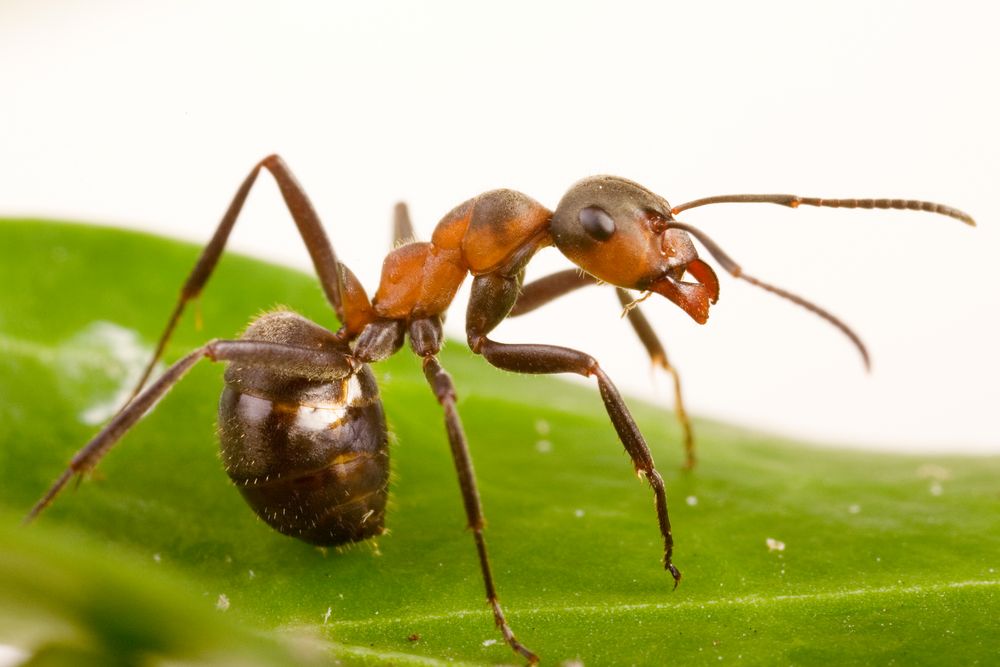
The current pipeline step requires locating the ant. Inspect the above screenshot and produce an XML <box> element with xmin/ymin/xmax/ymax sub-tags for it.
<box><xmin>26</xmin><ymin>155</ymin><xmax>974</xmax><ymax>664</ymax></box>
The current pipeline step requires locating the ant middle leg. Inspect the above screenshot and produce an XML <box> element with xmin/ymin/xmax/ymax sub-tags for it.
<box><xmin>392</xmin><ymin>202</ymin><xmax>416</xmax><ymax>246</ymax></box>
<box><xmin>467</xmin><ymin>274</ymin><xmax>681</xmax><ymax>584</ymax></box>
<box><xmin>509</xmin><ymin>268</ymin><xmax>696</xmax><ymax>468</ymax></box>
<box><xmin>123</xmin><ymin>154</ymin><xmax>374</xmax><ymax>406</ymax></box>
<box><xmin>406</xmin><ymin>317</ymin><xmax>539</xmax><ymax>665</ymax></box>
<box><xmin>27</xmin><ymin>338</ymin><xmax>356</xmax><ymax>521</ymax></box>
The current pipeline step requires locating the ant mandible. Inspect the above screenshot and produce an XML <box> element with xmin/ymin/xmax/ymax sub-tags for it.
<box><xmin>26</xmin><ymin>155</ymin><xmax>974</xmax><ymax>664</ymax></box>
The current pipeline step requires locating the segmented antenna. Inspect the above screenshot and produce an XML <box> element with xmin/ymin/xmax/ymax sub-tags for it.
<box><xmin>667</xmin><ymin>220</ymin><xmax>871</xmax><ymax>370</ymax></box>
<box><xmin>671</xmin><ymin>193</ymin><xmax>975</xmax><ymax>226</ymax></box>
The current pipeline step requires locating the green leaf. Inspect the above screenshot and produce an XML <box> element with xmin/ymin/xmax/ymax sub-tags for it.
<box><xmin>1</xmin><ymin>219</ymin><xmax>997</xmax><ymax>666</ymax></box>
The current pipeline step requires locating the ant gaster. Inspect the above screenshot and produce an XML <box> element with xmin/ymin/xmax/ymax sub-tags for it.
<box><xmin>27</xmin><ymin>155</ymin><xmax>974</xmax><ymax>664</ymax></box>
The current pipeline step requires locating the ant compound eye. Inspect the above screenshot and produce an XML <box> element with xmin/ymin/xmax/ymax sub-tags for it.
<box><xmin>579</xmin><ymin>206</ymin><xmax>616</xmax><ymax>241</ymax></box>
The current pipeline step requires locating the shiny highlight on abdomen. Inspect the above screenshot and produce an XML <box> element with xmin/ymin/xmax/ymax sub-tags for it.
<box><xmin>218</xmin><ymin>365</ymin><xmax>388</xmax><ymax>546</ymax></box>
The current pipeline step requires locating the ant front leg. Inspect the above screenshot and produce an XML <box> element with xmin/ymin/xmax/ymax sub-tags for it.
<box><xmin>402</xmin><ymin>316</ymin><xmax>539</xmax><ymax>665</ymax></box>
<box><xmin>509</xmin><ymin>268</ymin><xmax>696</xmax><ymax>468</ymax></box>
<box><xmin>26</xmin><ymin>339</ymin><xmax>355</xmax><ymax>521</ymax></box>
<box><xmin>467</xmin><ymin>273</ymin><xmax>681</xmax><ymax>584</ymax></box>
<box><xmin>122</xmin><ymin>155</ymin><xmax>374</xmax><ymax>406</ymax></box>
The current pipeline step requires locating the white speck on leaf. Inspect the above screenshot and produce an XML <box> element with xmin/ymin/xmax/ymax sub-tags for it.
<box><xmin>535</xmin><ymin>419</ymin><xmax>551</xmax><ymax>435</ymax></box>
<box><xmin>216</xmin><ymin>594</ymin><xmax>230</xmax><ymax>611</ymax></box>
<box><xmin>482</xmin><ymin>639</ymin><xmax>498</xmax><ymax>647</ymax></box>
<box><xmin>323</xmin><ymin>607</ymin><xmax>331</xmax><ymax>625</ymax></box>
<box><xmin>766</xmin><ymin>538</ymin><xmax>786</xmax><ymax>552</ymax></box>
<box><xmin>930</xmin><ymin>481</ymin><xmax>944</xmax><ymax>496</ymax></box>
<box><xmin>248</xmin><ymin>569</ymin><xmax>255</xmax><ymax>579</ymax></box>
<box><xmin>536</xmin><ymin>439</ymin><xmax>552</xmax><ymax>453</ymax></box>
<box><xmin>574</xmin><ymin>509</ymin><xmax>585</xmax><ymax>518</ymax></box>
<box><xmin>686</xmin><ymin>495</ymin><xmax>698</xmax><ymax>506</ymax></box>
<box><xmin>152</xmin><ymin>553</ymin><xmax>161</xmax><ymax>563</ymax></box>
<box><xmin>848</xmin><ymin>504</ymin><xmax>861</xmax><ymax>514</ymax></box>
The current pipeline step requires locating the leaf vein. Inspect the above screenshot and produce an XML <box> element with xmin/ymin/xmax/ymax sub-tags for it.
<box><xmin>321</xmin><ymin>579</ymin><xmax>1000</xmax><ymax>629</ymax></box>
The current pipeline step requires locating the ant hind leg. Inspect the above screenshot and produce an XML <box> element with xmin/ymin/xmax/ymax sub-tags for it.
<box><xmin>26</xmin><ymin>338</ymin><xmax>355</xmax><ymax>522</ymax></box>
<box><xmin>121</xmin><ymin>155</ymin><xmax>374</xmax><ymax>408</ymax></box>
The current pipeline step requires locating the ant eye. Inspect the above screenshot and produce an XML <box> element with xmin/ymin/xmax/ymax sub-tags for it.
<box><xmin>579</xmin><ymin>206</ymin><xmax>615</xmax><ymax>241</ymax></box>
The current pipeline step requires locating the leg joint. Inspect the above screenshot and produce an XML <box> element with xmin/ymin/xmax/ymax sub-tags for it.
<box><xmin>422</xmin><ymin>356</ymin><xmax>457</xmax><ymax>405</ymax></box>
<box><xmin>467</xmin><ymin>331</ymin><xmax>484</xmax><ymax>354</ymax></box>
<box><xmin>260</xmin><ymin>153</ymin><xmax>283</xmax><ymax>170</ymax></box>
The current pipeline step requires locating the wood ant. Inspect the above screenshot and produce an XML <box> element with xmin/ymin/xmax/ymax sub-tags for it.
<box><xmin>26</xmin><ymin>155</ymin><xmax>974</xmax><ymax>664</ymax></box>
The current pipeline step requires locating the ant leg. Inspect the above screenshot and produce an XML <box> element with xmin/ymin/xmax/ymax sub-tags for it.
<box><xmin>26</xmin><ymin>339</ymin><xmax>355</xmax><ymax>522</ymax></box>
<box><xmin>467</xmin><ymin>275</ymin><xmax>680</xmax><ymax>585</ymax></box>
<box><xmin>473</xmin><ymin>336</ymin><xmax>680</xmax><ymax>585</ymax></box>
<box><xmin>392</xmin><ymin>202</ymin><xmax>416</xmax><ymax>245</ymax></box>
<box><xmin>509</xmin><ymin>269</ymin><xmax>695</xmax><ymax>468</ymax></box>
<box><xmin>406</xmin><ymin>317</ymin><xmax>538</xmax><ymax>665</ymax></box>
<box><xmin>614</xmin><ymin>288</ymin><xmax>695</xmax><ymax>469</ymax></box>
<box><xmin>123</xmin><ymin>154</ymin><xmax>374</xmax><ymax>407</ymax></box>
<box><xmin>507</xmin><ymin>269</ymin><xmax>593</xmax><ymax>317</ymax></box>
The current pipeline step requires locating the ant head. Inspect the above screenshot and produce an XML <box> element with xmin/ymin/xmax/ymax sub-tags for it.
<box><xmin>551</xmin><ymin>176</ymin><xmax>719</xmax><ymax>323</ymax></box>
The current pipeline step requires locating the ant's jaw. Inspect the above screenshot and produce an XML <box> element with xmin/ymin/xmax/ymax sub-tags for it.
<box><xmin>648</xmin><ymin>259</ymin><xmax>720</xmax><ymax>324</ymax></box>
<box><xmin>686</xmin><ymin>258</ymin><xmax>720</xmax><ymax>303</ymax></box>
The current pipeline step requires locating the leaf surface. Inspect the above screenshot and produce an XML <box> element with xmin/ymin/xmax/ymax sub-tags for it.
<box><xmin>0</xmin><ymin>220</ymin><xmax>997</xmax><ymax>665</ymax></box>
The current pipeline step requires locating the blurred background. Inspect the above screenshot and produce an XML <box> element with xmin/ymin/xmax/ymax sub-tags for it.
<box><xmin>1</xmin><ymin>1</ymin><xmax>997</xmax><ymax>453</ymax></box>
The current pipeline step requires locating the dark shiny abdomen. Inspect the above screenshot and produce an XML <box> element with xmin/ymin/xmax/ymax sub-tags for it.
<box><xmin>218</xmin><ymin>364</ymin><xmax>388</xmax><ymax>546</ymax></box>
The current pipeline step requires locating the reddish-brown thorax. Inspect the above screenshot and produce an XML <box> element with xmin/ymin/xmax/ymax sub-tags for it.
<box><xmin>368</xmin><ymin>192</ymin><xmax>553</xmax><ymax>324</ymax></box>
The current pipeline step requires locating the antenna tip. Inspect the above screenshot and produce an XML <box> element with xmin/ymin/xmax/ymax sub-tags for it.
<box><xmin>857</xmin><ymin>343</ymin><xmax>872</xmax><ymax>373</ymax></box>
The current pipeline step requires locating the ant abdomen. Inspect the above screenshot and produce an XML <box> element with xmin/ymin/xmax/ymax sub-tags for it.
<box><xmin>217</xmin><ymin>311</ymin><xmax>389</xmax><ymax>546</ymax></box>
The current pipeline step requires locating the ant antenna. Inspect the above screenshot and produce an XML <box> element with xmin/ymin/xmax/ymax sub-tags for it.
<box><xmin>667</xmin><ymin>220</ymin><xmax>871</xmax><ymax>371</ymax></box>
<box><xmin>670</xmin><ymin>193</ymin><xmax>975</xmax><ymax>226</ymax></box>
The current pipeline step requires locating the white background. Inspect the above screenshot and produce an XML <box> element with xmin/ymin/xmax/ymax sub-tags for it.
<box><xmin>1</xmin><ymin>1</ymin><xmax>997</xmax><ymax>453</ymax></box>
